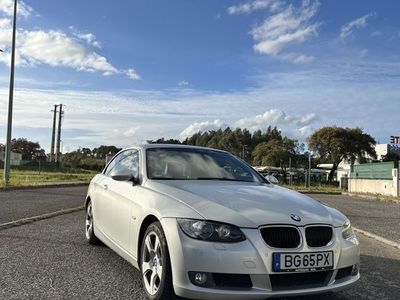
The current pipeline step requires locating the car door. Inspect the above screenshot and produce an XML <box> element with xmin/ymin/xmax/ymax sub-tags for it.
<box><xmin>95</xmin><ymin>149</ymin><xmax>140</xmax><ymax>252</ymax></box>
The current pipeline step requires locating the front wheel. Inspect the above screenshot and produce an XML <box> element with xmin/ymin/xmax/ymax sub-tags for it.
<box><xmin>141</xmin><ymin>222</ymin><xmax>176</xmax><ymax>300</ymax></box>
<box><xmin>85</xmin><ymin>201</ymin><xmax>100</xmax><ymax>244</ymax></box>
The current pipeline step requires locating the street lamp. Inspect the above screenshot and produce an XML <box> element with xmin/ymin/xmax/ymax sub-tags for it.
<box><xmin>3</xmin><ymin>0</ymin><xmax>18</xmax><ymax>185</ymax></box>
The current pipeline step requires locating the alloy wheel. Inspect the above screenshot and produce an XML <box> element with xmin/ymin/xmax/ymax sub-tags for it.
<box><xmin>85</xmin><ymin>203</ymin><xmax>93</xmax><ymax>240</ymax></box>
<box><xmin>142</xmin><ymin>231</ymin><xmax>163</xmax><ymax>295</ymax></box>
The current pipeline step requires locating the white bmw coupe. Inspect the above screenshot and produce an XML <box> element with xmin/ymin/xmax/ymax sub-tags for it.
<box><xmin>85</xmin><ymin>144</ymin><xmax>360</xmax><ymax>300</ymax></box>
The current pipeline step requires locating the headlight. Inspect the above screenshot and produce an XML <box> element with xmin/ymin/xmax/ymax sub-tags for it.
<box><xmin>177</xmin><ymin>219</ymin><xmax>246</xmax><ymax>243</ymax></box>
<box><xmin>342</xmin><ymin>220</ymin><xmax>355</xmax><ymax>240</ymax></box>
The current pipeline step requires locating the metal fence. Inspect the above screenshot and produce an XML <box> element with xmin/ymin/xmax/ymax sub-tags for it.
<box><xmin>350</xmin><ymin>161</ymin><xmax>395</xmax><ymax>180</ymax></box>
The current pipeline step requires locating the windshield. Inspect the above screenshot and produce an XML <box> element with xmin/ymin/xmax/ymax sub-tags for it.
<box><xmin>146</xmin><ymin>148</ymin><xmax>263</xmax><ymax>183</ymax></box>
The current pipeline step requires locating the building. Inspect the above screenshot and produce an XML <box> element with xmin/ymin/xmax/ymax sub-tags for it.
<box><xmin>0</xmin><ymin>150</ymin><xmax>23</xmax><ymax>166</ymax></box>
<box><xmin>375</xmin><ymin>144</ymin><xmax>400</xmax><ymax>160</ymax></box>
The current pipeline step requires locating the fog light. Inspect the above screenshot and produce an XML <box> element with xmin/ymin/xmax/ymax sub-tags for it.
<box><xmin>195</xmin><ymin>272</ymin><xmax>207</xmax><ymax>285</ymax></box>
<box><xmin>188</xmin><ymin>271</ymin><xmax>211</xmax><ymax>287</ymax></box>
<box><xmin>351</xmin><ymin>264</ymin><xmax>359</xmax><ymax>276</ymax></box>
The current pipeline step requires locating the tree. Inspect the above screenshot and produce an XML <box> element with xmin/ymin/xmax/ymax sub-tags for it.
<box><xmin>308</xmin><ymin>127</ymin><xmax>376</xmax><ymax>183</ymax></box>
<box><xmin>147</xmin><ymin>138</ymin><xmax>181</xmax><ymax>144</ymax></box>
<box><xmin>10</xmin><ymin>138</ymin><xmax>46</xmax><ymax>160</ymax></box>
<box><xmin>382</xmin><ymin>151</ymin><xmax>400</xmax><ymax>168</ymax></box>
<box><xmin>92</xmin><ymin>145</ymin><xmax>121</xmax><ymax>158</ymax></box>
<box><xmin>252</xmin><ymin>138</ymin><xmax>299</xmax><ymax>183</ymax></box>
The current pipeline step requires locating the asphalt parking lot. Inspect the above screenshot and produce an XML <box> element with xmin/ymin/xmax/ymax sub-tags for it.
<box><xmin>0</xmin><ymin>187</ymin><xmax>399</xmax><ymax>300</ymax></box>
<box><xmin>0</xmin><ymin>186</ymin><xmax>87</xmax><ymax>223</ymax></box>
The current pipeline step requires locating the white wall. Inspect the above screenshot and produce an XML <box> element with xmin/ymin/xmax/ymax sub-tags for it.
<box><xmin>348</xmin><ymin>175</ymin><xmax>399</xmax><ymax>197</ymax></box>
<box><xmin>1</xmin><ymin>151</ymin><xmax>22</xmax><ymax>161</ymax></box>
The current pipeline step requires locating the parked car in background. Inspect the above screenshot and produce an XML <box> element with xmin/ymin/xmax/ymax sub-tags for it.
<box><xmin>265</xmin><ymin>174</ymin><xmax>279</xmax><ymax>184</ymax></box>
<box><xmin>85</xmin><ymin>144</ymin><xmax>360</xmax><ymax>300</ymax></box>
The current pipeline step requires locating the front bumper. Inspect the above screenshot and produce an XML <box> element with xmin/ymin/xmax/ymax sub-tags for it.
<box><xmin>161</xmin><ymin>218</ymin><xmax>360</xmax><ymax>300</ymax></box>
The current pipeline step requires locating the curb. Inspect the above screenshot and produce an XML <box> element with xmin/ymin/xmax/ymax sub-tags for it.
<box><xmin>0</xmin><ymin>206</ymin><xmax>84</xmax><ymax>231</ymax></box>
<box><xmin>0</xmin><ymin>182</ymin><xmax>89</xmax><ymax>192</ymax></box>
<box><xmin>342</xmin><ymin>192</ymin><xmax>400</xmax><ymax>204</ymax></box>
<box><xmin>354</xmin><ymin>227</ymin><xmax>400</xmax><ymax>250</ymax></box>
<box><xmin>299</xmin><ymin>191</ymin><xmax>342</xmax><ymax>195</ymax></box>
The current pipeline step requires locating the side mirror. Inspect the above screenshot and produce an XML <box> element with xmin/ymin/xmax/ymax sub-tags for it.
<box><xmin>112</xmin><ymin>174</ymin><xmax>139</xmax><ymax>184</ymax></box>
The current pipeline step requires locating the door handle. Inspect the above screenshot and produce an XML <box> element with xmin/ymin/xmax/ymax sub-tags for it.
<box><xmin>102</xmin><ymin>184</ymin><xmax>108</xmax><ymax>190</ymax></box>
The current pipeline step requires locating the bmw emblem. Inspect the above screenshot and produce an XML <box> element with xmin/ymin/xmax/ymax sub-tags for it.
<box><xmin>290</xmin><ymin>214</ymin><xmax>301</xmax><ymax>222</ymax></box>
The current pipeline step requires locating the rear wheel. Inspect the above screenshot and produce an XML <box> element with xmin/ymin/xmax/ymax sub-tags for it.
<box><xmin>85</xmin><ymin>201</ymin><xmax>100</xmax><ymax>244</ymax></box>
<box><xmin>141</xmin><ymin>222</ymin><xmax>176</xmax><ymax>300</ymax></box>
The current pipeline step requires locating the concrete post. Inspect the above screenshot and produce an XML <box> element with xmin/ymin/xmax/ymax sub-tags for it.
<box><xmin>50</xmin><ymin>104</ymin><xmax>58</xmax><ymax>162</ymax></box>
<box><xmin>55</xmin><ymin>104</ymin><xmax>63</xmax><ymax>162</ymax></box>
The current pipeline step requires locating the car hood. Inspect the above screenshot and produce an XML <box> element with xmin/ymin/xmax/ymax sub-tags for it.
<box><xmin>145</xmin><ymin>180</ymin><xmax>346</xmax><ymax>228</ymax></box>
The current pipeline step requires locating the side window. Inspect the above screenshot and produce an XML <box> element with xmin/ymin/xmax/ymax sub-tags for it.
<box><xmin>106</xmin><ymin>150</ymin><xmax>139</xmax><ymax>178</ymax></box>
<box><xmin>103</xmin><ymin>153</ymin><xmax>123</xmax><ymax>176</ymax></box>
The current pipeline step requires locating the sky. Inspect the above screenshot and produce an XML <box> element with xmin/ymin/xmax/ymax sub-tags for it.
<box><xmin>0</xmin><ymin>0</ymin><xmax>399</xmax><ymax>152</ymax></box>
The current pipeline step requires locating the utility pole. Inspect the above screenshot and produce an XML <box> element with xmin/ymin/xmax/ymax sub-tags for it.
<box><xmin>289</xmin><ymin>157</ymin><xmax>292</xmax><ymax>186</ymax></box>
<box><xmin>55</xmin><ymin>104</ymin><xmax>64</xmax><ymax>163</ymax></box>
<box><xmin>50</xmin><ymin>105</ymin><xmax>59</xmax><ymax>162</ymax></box>
<box><xmin>3</xmin><ymin>0</ymin><xmax>18</xmax><ymax>185</ymax></box>
<box><xmin>242</xmin><ymin>145</ymin><xmax>248</xmax><ymax>160</ymax></box>
<box><xmin>308</xmin><ymin>152</ymin><xmax>312</xmax><ymax>188</ymax></box>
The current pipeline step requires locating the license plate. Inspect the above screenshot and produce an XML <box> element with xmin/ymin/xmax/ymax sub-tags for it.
<box><xmin>273</xmin><ymin>251</ymin><xmax>334</xmax><ymax>272</ymax></box>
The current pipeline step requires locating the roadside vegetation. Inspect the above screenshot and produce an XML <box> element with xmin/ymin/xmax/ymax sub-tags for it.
<box><xmin>0</xmin><ymin>168</ymin><xmax>96</xmax><ymax>188</ymax></box>
<box><xmin>280</xmin><ymin>183</ymin><xmax>342</xmax><ymax>194</ymax></box>
<box><xmin>2</xmin><ymin>126</ymin><xmax>399</xmax><ymax>189</ymax></box>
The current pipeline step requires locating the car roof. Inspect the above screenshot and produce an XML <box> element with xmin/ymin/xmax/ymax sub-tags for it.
<box><xmin>128</xmin><ymin>144</ymin><xmax>227</xmax><ymax>153</ymax></box>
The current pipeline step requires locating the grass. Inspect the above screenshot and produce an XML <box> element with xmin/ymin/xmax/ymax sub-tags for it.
<box><xmin>0</xmin><ymin>168</ymin><xmax>97</xmax><ymax>188</ymax></box>
<box><xmin>280</xmin><ymin>183</ymin><xmax>342</xmax><ymax>194</ymax></box>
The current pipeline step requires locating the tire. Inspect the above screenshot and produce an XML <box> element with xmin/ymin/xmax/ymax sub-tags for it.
<box><xmin>85</xmin><ymin>201</ymin><xmax>100</xmax><ymax>245</ymax></box>
<box><xmin>140</xmin><ymin>222</ymin><xmax>176</xmax><ymax>300</ymax></box>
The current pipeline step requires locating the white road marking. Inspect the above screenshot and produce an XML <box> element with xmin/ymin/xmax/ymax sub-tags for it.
<box><xmin>354</xmin><ymin>227</ymin><xmax>400</xmax><ymax>250</ymax></box>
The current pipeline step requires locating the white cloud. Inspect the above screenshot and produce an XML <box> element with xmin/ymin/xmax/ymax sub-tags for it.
<box><xmin>179</xmin><ymin>110</ymin><xmax>320</xmax><ymax>141</ymax></box>
<box><xmin>70</xmin><ymin>26</ymin><xmax>101</xmax><ymax>48</ymax></box>
<box><xmin>0</xmin><ymin>18</ymin><xmax>140</xmax><ymax>80</ymax></box>
<box><xmin>123</xmin><ymin>126</ymin><xmax>141</xmax><ymax>137</ymax></box>
<box><xmin>0</xmin><ymin>0</ymin><xmax>33</xmax><ymax>17</ymax></box>
<box><xmin>359</xmin><ymin>49</ymin><xmax>368</xmax><ymax>58</ymax></box>
<box><xmin>340</xmin><ymin>13</ymin><xmax>376</xmax><ymax>39</ymax></box>
<box><xmin>281</xmin><ymin>53</ymin><xmax>315</xmax><ymax>64</ymax></box>
<box><xmin>227</xmin><ymin>0</ymin><xmax>282</xmax><ymax>15</ymax></box>
<box><xmin>249</xmin><ymin>0</ymin><xmax>320</xmax><ymax>63</ymax></box>
<box><xmin>297</xmin><ymin>113</ymin><xmax>318</xmax><ymax>126</ymax></box>
<box><xmin>179</xmin><ymin>120</ymin><xmax>228</xmax><ymax>139</ymax></box>
<box><xmin>371</xmin><ymin>30</ymin><xmax>382</xmax><ymax>37</ymax></box>
<box><xmin>178</xmin><ymin>80</ymin><xmax>189</xmax><ymax>87</ymax></box>
<box><xmin>233</xmin><ymin>109</ymin><xmax>319</xmax><ymax>139</ymax></box>
<box><xmin>0</xmin><ymin>59</ymin><xmax>399</xmax><ymax>151</ymax></box>
<box><xmin>125</xmin><ymin>68</ymin><xmax>141</xmax><ymax>80</ymax></box>
<box><xmin>235</xmin><ymin>109</ymin><xmax>292</xmax><ymax>129</ymax></box>
<box><xmin>0</xmin><ymin>18</ymin><xmax>11</xmax><ymax>28</ymax></box>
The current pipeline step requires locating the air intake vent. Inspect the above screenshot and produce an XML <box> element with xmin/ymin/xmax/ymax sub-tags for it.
<box><xmin>270</xmin><ymin>271</ymin><xmax>333</xmax><ymax>291</ymax></box>
<box><xmin>213</xmin><ymin>273</ymin><xmax>252</xmax><ymax>289</ymax></box>
<box><xmin>260</xmin><ymin>227</ymin><xmax>301</xmax><ymax>248</ymax></box>
<box><xmin>305</xmin><ymin>226</ymin><xmax>333</xmax><ymax>247</ymax></box>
